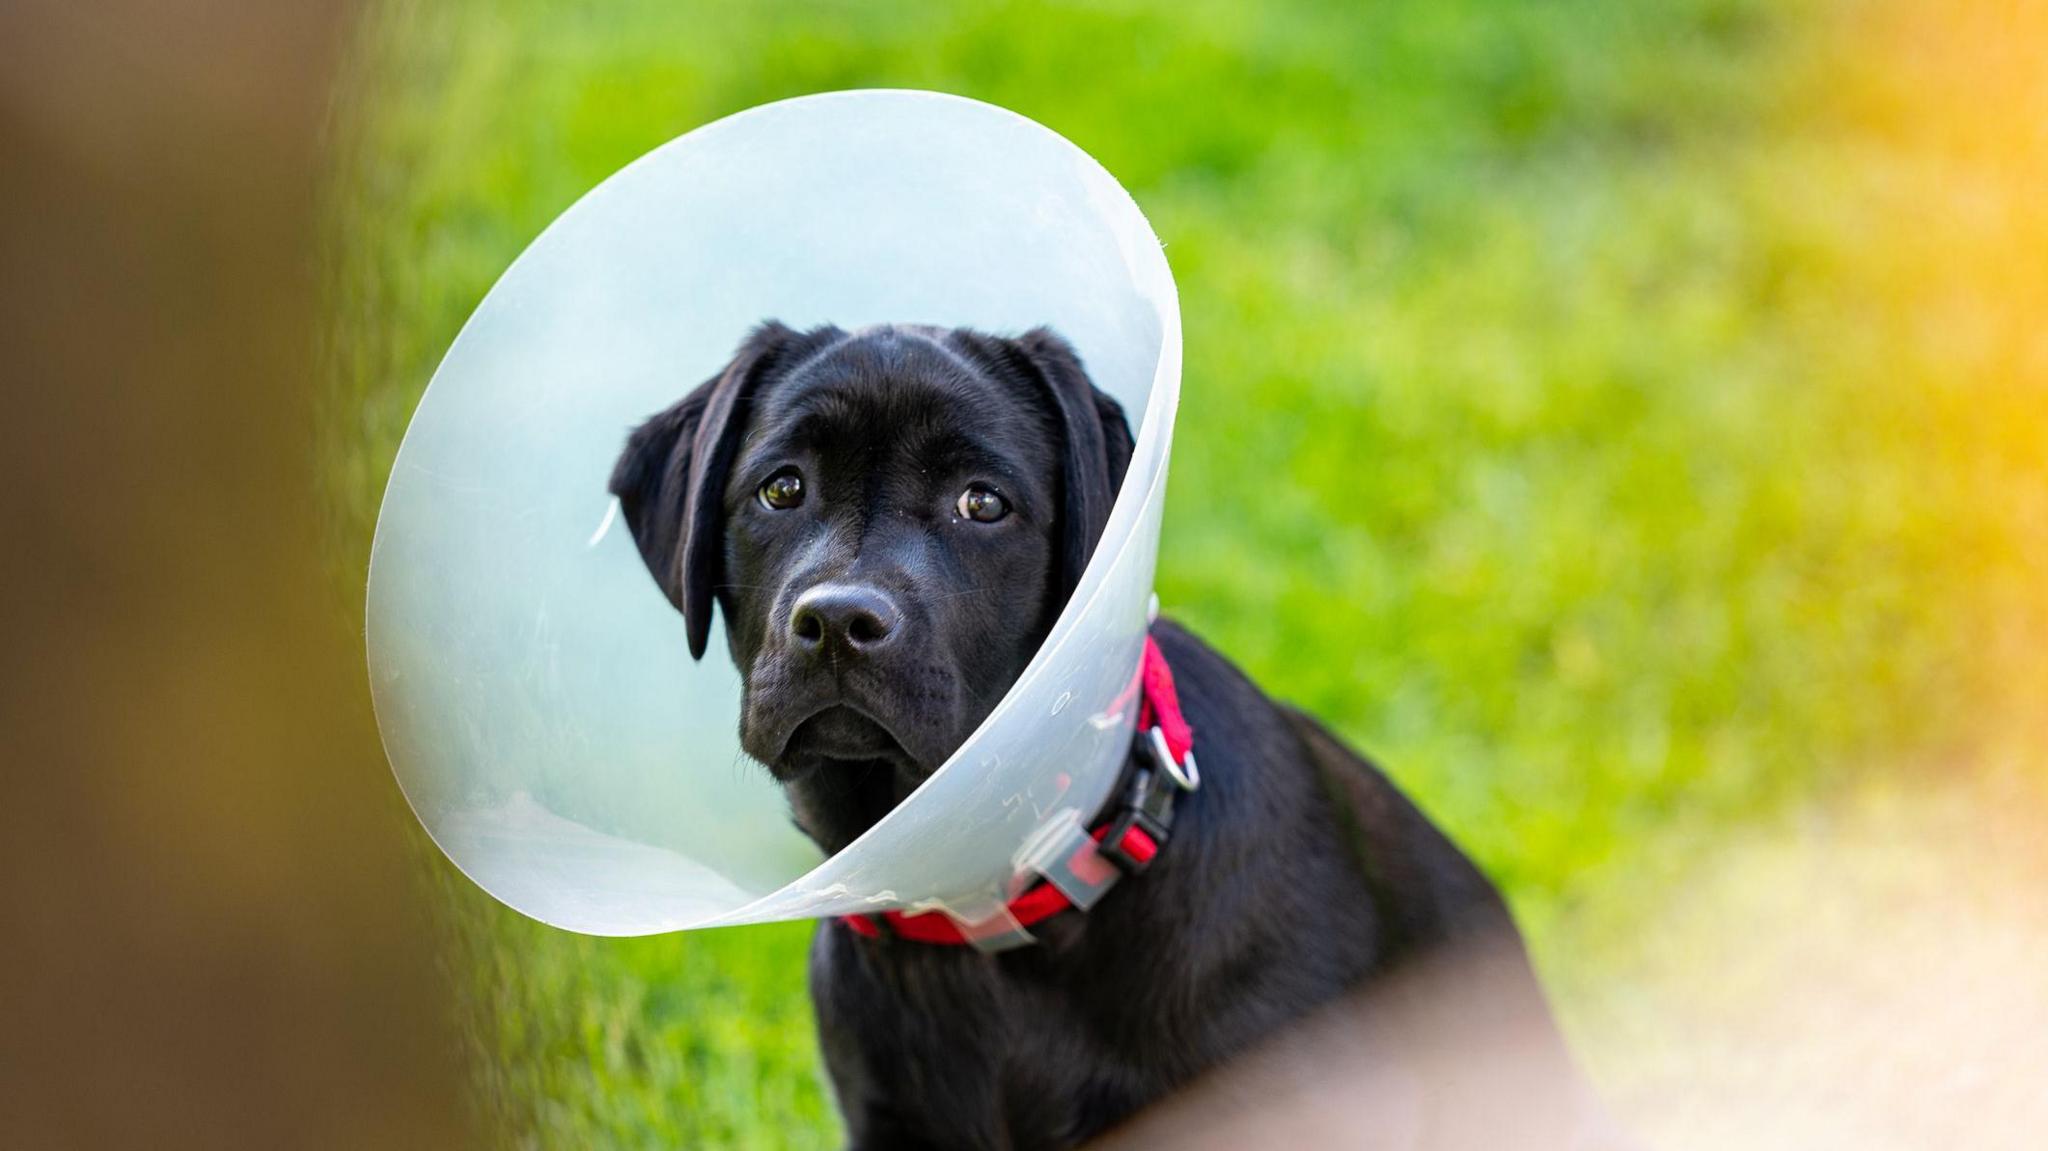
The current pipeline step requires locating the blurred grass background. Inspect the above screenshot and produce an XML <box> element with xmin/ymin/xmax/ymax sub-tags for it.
<box><xmin>323</xmin><ymin>0</ymin><xmax>2048</xmax><ymax>1146</ymax></box>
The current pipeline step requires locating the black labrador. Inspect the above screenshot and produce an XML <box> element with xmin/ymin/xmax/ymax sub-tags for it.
<box><xmin>611</xmin><ymin>322</ymin><xmax>1596</xmax><ymax>1149</ymax></box>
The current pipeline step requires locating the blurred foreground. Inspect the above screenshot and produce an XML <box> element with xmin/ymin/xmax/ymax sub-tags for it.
<box><xmin>1103</xmin><ymin>769</ymin><xmax>2048</xmax><ymax>1149</ymax></box>
<box><xmin>0</xmin><ymin>2</ymin><xmax>466</xmax><ymax>1146</ymax></box>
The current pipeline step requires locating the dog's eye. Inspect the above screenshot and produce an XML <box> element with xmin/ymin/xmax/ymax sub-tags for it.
<box><xmin>956</xmin><ymin>484</ymin><xmax>1009</xmax><ymax>523</ymax></box>
<box><xmin>758</xmin><ymin>470</ymin><xmax>805</xmax><ymax>510</ymax></box>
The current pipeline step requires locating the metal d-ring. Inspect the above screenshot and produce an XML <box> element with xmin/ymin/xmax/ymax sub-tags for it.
<box><xmin>1147</xmin><ymin>725</ymin><xmax>1199</xmax><ymax>791</ymax></box>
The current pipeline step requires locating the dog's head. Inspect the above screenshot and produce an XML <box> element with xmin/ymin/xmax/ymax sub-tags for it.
<box><xmin>610</xmin><ymin>322</ymin><xmax>1133</xmax><ymax>851</ymax></box>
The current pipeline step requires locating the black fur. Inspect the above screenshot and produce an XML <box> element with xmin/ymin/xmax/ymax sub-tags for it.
<box><xmin>612</xmin><ymin>323</ymin><xmax>1584</xmax><ymax>1148</ymax></box>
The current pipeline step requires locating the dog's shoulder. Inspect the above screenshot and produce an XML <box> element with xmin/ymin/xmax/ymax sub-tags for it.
<box><xmin>1281</xmin><ymin>702</ymin><xmax>1518</xmax><ymax>955</ymax></box>
<box><xmin>1151</xmin><ymin>615</ymin><xmax>1517</xmax><ymax>957</ymax></box>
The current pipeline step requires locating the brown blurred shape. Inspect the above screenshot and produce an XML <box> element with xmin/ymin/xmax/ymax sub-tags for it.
<box><xmin>0</xmin><ymin>2</ymin><xmax>468</xmax><ymax>1146</ymax></box>
<box><xmin>1091</xmin><ymin>942</ymin><xmax>1628</xmax><ymax>1151</ymax></box>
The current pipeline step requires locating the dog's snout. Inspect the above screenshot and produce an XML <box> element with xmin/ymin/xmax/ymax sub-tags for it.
<box><xmin>790</xmin><ymin>583</ymin><xmax>901</xmax><ymax>655</ymax></box>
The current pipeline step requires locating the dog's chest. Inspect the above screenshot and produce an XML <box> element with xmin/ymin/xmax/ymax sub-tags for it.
<box><xmin>812</xmin><ymin>928</ymin><xmax>1198</xmax><ymax>1150</ymax></box>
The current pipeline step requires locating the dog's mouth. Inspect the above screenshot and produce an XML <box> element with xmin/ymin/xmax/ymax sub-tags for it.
<box><xmin>775</xmin><ymin>703</ymin><xmax>916</xmax><ymax>779</ymax></box>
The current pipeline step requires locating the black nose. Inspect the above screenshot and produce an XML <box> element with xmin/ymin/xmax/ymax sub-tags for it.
<box><xmin>790</xmin><ymin>583</ymin><xmax>901</xmax><ymax>655</ymax></box>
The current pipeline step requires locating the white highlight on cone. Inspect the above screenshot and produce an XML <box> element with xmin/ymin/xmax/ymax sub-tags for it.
<box><xmin>586</xmin><ymin>497</ymin><xmax>619</xmax><ymax>548</ymax></box>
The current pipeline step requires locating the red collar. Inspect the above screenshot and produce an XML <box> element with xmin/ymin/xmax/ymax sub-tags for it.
<box><xmin>842</xmin><ymin>632</ymin><xmax>1197</xmax><ymax>947</ymax></box>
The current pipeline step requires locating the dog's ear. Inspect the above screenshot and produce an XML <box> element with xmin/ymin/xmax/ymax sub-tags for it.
<box><xmin>609</xmin><ymin>320</ymin><xmax>813</xmax><ymax>659</ymax></box>
<box><xmin>1093</xmin><ymin>385</ymin><xmax>1136</xmax><ymax>504</ymax></box>
<box><xmin>1005</xmin><ymin>327</ymin><xmax>1136</xmax><ymax>599</ymax></box>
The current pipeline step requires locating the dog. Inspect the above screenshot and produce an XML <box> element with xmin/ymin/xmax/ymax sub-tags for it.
<box><xmin>611</xmin><ymin>322</ymin><xmax>1599</xmax><ymax>1149</ymax></box>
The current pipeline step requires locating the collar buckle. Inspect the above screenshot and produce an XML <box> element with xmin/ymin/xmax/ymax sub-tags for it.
<box><xmin>1097</xmin><ymin>752</ymin><xmax>1179</xmax><ymax>875</ymax></box>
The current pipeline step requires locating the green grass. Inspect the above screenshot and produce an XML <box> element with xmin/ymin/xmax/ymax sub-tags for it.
<box><xmin>325</xmin><ymin>1</ymin><xmax>2048</xmax><ymax>1145</ymax></box>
